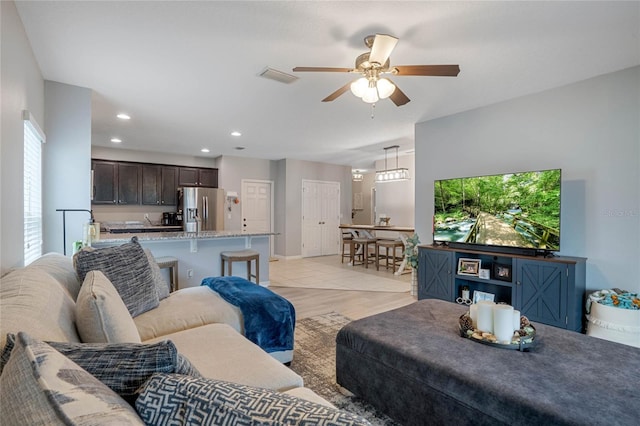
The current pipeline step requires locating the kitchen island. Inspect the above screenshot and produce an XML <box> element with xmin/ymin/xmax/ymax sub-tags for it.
<box><xmin>92</xmin><ymin>230</ymin><xmax>273</xmax><ymax>288</ymax></box>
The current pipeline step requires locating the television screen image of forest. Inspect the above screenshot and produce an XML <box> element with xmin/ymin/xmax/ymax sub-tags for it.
<box><xmin>434</xmin><ymin>170</ymin><xmax>561</xmax><ymax>250</ymax></box>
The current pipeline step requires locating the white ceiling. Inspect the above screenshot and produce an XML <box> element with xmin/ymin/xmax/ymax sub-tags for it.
<box><xmin>15</xmin><ymin>1</ymin><xmax>640</xmax><ymax>170</ymax></box>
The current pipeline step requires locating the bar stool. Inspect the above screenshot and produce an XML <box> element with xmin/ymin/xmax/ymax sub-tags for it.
<box><xmin>375</xmin><ymin>240</ymin><xmax>404</xmax><ymax>273</ymax></box>
<box><xmin>341</xmin><ymin>231</ymin><xmax>353</xmax><ymax>263</ymax></box>
<box><xmin>220</xmin><ymin>249</ymin><xmax>259</xmax><ymax>284</ymax></box>
<box><xmin>155</xmin><ymin>256</ymin><xmax>179</xmax><ymax>292</ymax></box>
<box><xmin>350</xmin><ymin>231</ymin><xmax>377</xmax><ymax>268</ymax></box>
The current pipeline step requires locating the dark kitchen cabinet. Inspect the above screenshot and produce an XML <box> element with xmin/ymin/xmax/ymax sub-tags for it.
<box><xmin>142</xmin><ymin>165</ymin><xmax>178</xmax><ymax>206</ymax></box>
<box><xmin>92</xmin><ymin>160</ymin><xmax>140</xmax><ymax>205</ymax></box>
<box><xmin>178</xmin><ymin>167</ymin><xmax>218</xmax><ymax>187</ymax></box>
<box><xmin>117</xmin><ymin>163</ymin><xmax>141</xmax><ymax>205</ymax></box>
<box><xmin>92</xmin><ymin>160</ymin><xmax>118</xmax><ymax>204</ymax></box>
<box><xmin>418</xmin><ymin>245</ymin><xmax>586</xmax><ymax>331</ymax></box>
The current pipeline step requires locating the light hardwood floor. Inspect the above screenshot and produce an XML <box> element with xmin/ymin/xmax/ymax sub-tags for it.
<box><xmin>268</xmin><ymin>255</ymin><xmax>416</xmax><ymax>321</ymax></box>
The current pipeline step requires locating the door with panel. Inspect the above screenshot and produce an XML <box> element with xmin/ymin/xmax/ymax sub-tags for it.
<box><xmin>301</xmin><ymin>180</ymin><xmax>340</xmax><ymax>257</ymax></box>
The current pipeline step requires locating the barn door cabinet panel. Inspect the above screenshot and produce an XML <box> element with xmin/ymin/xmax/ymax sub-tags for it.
<box><xmin>418</xmin><ymin>248</ymin><xmax>454</xmax><ymax>300</ymax></box>
<box><xmin>417</xmin><ymin>245</ymin><xmax>586</xmax><ymax>331</ymax></box>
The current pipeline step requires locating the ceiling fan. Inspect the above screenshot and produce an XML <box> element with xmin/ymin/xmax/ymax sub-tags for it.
<box><xmin>293</xmin><ymin>34</ymin><xmax>460</xmax><ymax>106</ymax></box>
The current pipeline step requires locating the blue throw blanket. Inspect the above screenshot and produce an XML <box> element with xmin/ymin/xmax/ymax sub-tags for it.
<box><xmin>201</xmin><ymin>276</ymin><xmax>295</xmax><ymax>354</ymax></box>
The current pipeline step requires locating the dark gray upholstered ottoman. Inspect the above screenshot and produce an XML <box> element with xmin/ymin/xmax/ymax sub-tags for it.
<box><xmin>336</xmin><ymin>299</ymin><xmax>640</xmax><ymax>426</ymax></box>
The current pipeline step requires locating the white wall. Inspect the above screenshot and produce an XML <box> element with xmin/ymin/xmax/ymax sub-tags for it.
<box><xmin>216</xmin><ymin>155</ymin><xmax>274</xmax><ymax>231</ymax></box>
<box><xmin>374</xmin><ymin>153</ymin><xmax>415</xmax><ymax>227</ymax></box>
<box><xmin>280</xmin><ymin>159</ymin><xmax>353</xmax><ymax>257</ymax></box>
<box><xmin>43</xmin><ymin>81</ymin><xmax>92</xmax><ymax>255</ymax></box>
<box><xmin>415</xmin><ymin>66</ymin><xmax>640</xmax><ymax>292</ymax></box>
<box><xmin>1</xmin><ymin>0</ymin><xmax>45</xmax><ymax>272</ymax></box>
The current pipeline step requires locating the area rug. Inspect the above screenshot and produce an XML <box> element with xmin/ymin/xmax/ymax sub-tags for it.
<box><xmin>289</xmin><ymin>312</ymin><xmax>401</xmax><ymax>426</ymax></box>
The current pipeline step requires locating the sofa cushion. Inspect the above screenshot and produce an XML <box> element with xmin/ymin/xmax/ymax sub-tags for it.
<box><xmin>135</xmin><ymin>374</ymin><xmax>371</xmax><ymax>426</ymax></box>
<box><xmin>283</xmin><ymin>387</ymin><xmax>336</xmax><ymax>408</ymax></box>
<box><xmin>1</xmin><ymin>333</ymin><xmax>201</xmax><ymax>402</ymax></box>
<box><xmin>76</xmin><ymin>270</ymin><xmax>142</xmax><ymax>343</ymax></box>
<box><xmin>144</xmin><ymin>249</ymin><xmax>170</xmax><ymax>300</ymax></box>
<box><xmin>74</xmin><ymin>238</ymin><xmax>159</xmax><ymax>317</ymax></box>
<box><xmin>144</xmin><ymin>323</ymin><xmax>303</xmax><ymax>392</ymax></box>
<box><xmin>0</xmin><ymin>268</ymin><xmax>81</xmax><ymax>349</ymax></box>
<box><xmin>0</xmin><ymin>332</ymin><xmax>143</xmax><ymax>425</ymax></box>
<box><xmin>28</xmin><ymin>252</ymin><xmax>82</xmax><ymax>300</ymax></box>
<box><xmin>134</xmin><ymin>286</ymin><xmax>243</xmax><ymax>341</ymax></box>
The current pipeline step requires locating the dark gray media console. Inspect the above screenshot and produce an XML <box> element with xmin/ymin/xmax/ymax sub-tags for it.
<box><xmin>418</xmin><ymin>245</ymin><xmax>587</xmax><ymax>331</ymax></box>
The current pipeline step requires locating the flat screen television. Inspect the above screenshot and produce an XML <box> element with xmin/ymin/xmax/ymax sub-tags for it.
<box><xmin>433</xmin><ymin>169</ymin><xmax>561</xmax><ymax>255</ymax></box>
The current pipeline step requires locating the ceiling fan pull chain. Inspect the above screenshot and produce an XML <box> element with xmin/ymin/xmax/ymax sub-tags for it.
<box><xmin>371</xmin><ymin>103</ymin><xmax>376</xmax><ymax>119</ymax></box>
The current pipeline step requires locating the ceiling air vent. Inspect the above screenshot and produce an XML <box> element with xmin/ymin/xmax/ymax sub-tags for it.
<box><xmin>259</xmin><ymin>67</ymin><xmax>299</xmax><ymax>84</ymax></box>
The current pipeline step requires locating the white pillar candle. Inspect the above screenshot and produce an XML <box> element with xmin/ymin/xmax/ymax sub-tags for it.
<box><xmin>513</xmin><ymin>310</ymin><xmax>521</xmax><ymax>330</ymax></box>
<box><xmin>476</xmin><ymin>301</ymin><xmax>495</xmax><ymax>333</ymax></box>
<box><xmin>493</xmin><ymin>304</ymin><xmax>515</xmax><ymax>344</ymax></box>
<box><xmin>469</xmin><ymin>304</ymin><xmax>478</xmax><ymax>328</ymax></box>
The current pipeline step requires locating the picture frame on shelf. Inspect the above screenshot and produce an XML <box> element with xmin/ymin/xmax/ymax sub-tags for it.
<box><xmin>492</xmin><ymin>263</ymin><xmax>512</xmax><ymax>282</ymax></box>
<box><xmin>472</xmin><ymin>290</ymin><xmax>495</xmax><ymax>303</ymax></box>
<box><xmin>458</xmin><ymin>258</ymin><xmax>481</xmax><ymax>276</ymax></box>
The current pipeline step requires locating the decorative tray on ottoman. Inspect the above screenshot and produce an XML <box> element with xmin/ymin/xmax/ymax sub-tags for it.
<box><xmin>458</xmin><ymin>312</ymin><xmax>536</xmax><ymax>352</ymax></box>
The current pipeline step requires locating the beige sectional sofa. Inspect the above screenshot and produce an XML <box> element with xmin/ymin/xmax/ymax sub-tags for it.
<box><xmin>0</xmin><ymin>252</ymin><xmax>329</xmax><ymax>405</ymax></box>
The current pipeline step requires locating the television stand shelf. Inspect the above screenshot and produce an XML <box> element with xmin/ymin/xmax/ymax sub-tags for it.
<box><xmin>417</xmin><ymin>245</ymin><xmax>586</xmax><ymax>332</ymax></box>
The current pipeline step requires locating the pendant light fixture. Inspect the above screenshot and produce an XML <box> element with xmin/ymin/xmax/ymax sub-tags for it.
<box><xmin>375</xmin><ymin>145</ymin><xmax>410</xmax><ymax>182</ymax></box>
<box><xmin>352</xmin><ymin>170</ymin><xmax>364</xmax><ymax>181</ymax></box>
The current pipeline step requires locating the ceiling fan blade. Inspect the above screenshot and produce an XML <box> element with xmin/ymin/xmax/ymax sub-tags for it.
<box><xmin>369</xmin><ymin>34</ymin><xmax>398</xmax><ymax>66</ymax></box>
<box><xmin>293</xmin><ymin>67</ymin><xmax>353</xmax><ymax>73</ymax></box>
<box><xmin>322</xmin><ymin>82</ymin><xmax>352</xmax><ymax>102</ymax></box>
<box><xmin>389</xmin><ymin>84</ymin><xmax>410</xmax><ymax>106</ymax></box>
<box><xmin>393</xmin><ymin>65</ymin><xmax>460</xmax><ymax>76</ymax></box>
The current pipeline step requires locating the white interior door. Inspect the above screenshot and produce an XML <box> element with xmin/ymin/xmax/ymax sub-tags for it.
<box><xmin>241</xmin><ymin>180</ymin><xmax>273</xmax><ymax>254</ymax></box>
<box><xmin>302</xmin><ymin>180</ymin><xmax>340</xmax><ymax>257</ymax></box>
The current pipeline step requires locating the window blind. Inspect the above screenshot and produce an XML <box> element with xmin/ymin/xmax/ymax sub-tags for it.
<box><xmin>23</xmin><ymin>110</ymin><xmax>46</xmax><ymax>265</ymax></box>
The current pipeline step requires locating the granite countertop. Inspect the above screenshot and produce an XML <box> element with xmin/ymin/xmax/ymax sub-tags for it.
<box><xmin>94</xmin><ymin>230</ymin><xmax>275</xmax><ymax>244</ymax></box>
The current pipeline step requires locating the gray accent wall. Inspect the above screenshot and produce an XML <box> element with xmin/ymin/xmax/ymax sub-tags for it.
<box><xmin>43</xmin><ymin>81</ymin><xmax>92</xmax><ymax>255</ymax></box>
<box><xmin>1</xmin><ymin>0</ymin><xmax>45</xmax><ymax>272</ymax></box>
<box><xmin>415</xmin><ymin>66</ymin><xmax>640</xmax><ymax>292</ymax></box>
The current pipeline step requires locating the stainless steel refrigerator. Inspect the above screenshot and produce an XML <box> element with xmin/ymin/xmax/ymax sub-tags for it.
<box><xmin>178</xmin><ymin>187</ymin><xmax>225</xmax><ymax>232</ymax></box>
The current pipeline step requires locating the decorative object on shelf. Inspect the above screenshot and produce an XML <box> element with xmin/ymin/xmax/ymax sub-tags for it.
<box><xmin>375</xmin><ymin>145</ymin><xmax>410</xmax><ymax>182</ymax></box>
<box><xmin>472</xmin><ymin>290</ymin><xmax>495</xmax><ymax>304</ymax></box>
<box><xmin>478</xmin><ymin>268</ymin><xmax>490</xmax><ymax>279</ymax></box>
<box><xmin>459</xmin><ymin>311</ymin><xmax>536</xmax><ymax>352</ymax></box>
<box><xmin>492</xmin><ymin>262</ymin><xmax>512</xmax><ymax>282</ymax></box>
<box><xmin>457</xmin><ymin>258</ymin><xmax>481</xmax><ymax>276</ymax></box>
<box><xmin>456</xmin><ymin>285</ymin><xmax>472</xmax><ymax>305</ymax></box>
<box><xmin>378</xmin><ymin>214</ymin><xmax>391</xmax><ymax>226</ymax></box>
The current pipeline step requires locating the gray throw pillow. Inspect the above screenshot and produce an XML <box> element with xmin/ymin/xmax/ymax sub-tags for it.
<box><xmin>1</xmin><ymin>333</ymin><xmax>201</xmax><ymax>402</ymax></box>
<box><xmin>74</xmin><ymin>237</ymin><xmax>159</xmax><ymax>317</ymax></box>
<box><xmin>136</xmin><ymin>374</ymin><xmax>372</xmax><ymax>426</ymax></box>
<box><xmin>0</xmin><ymin>332</ymin><xmax>143</xmax><ymax>425</ymax></box>
<box><xmin>144</xmin><ymin>249</ymin><xmax>170</xmax><ymax>300</ymax></box>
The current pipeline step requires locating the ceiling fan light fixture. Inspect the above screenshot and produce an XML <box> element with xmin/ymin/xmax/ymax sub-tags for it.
<box><xmin>377</xmin><ymin>78</ymin><xmax>396</xmax><ymax>99</ymax></box>
<box><xmin>362</xmin><ymin>84</ymin><xmax>379</xmax><ymax>103</ymax></box>
<box><xmin>350</xmin><ymin>78</ymin><xmax>368</xmax><ymax>97</ymax></box>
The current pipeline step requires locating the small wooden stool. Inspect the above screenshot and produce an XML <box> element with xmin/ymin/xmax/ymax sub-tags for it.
<box><xmin>155</xmin><ymin>256</ymin><xmax>179</xmax><ymax>292</ymax></box>
<box><xmin>375</xmin><ymin>240</ymin><xmax>404</xmax><ymax>272</ymax></box>
<box><xmin>350</xmin><ymin>237</ymin><xmax>377</xmax><ymax>268</ymax></box>
<box><xmin>220</xmin><ymin>249</ymin><xmax>259</xmax><ymax>284</ymax></box>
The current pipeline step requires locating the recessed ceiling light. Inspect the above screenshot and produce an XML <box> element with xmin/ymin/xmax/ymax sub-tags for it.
<box><xmin>201</xmin><ymin>148</ymin><xmax>210</xmax><ymax>153</ymax></box>
<box><xmin>231</xmin><ymin>131</ymin><xmax>242</xmax><ymax>137</ymax></box>
<box><xmin>116</xmin><ymin>113</ymin><xmax>131</xmax><ymax>120</ymax></box>
<box><xmin>234</xmin><ymin>146</ymin><xmax>245</xmax><ymax>150</ymax></box>
<box><xmin>110</xmin><ymin>138</ymin><xmax>122</xmax><ymax>143</ymax></box>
